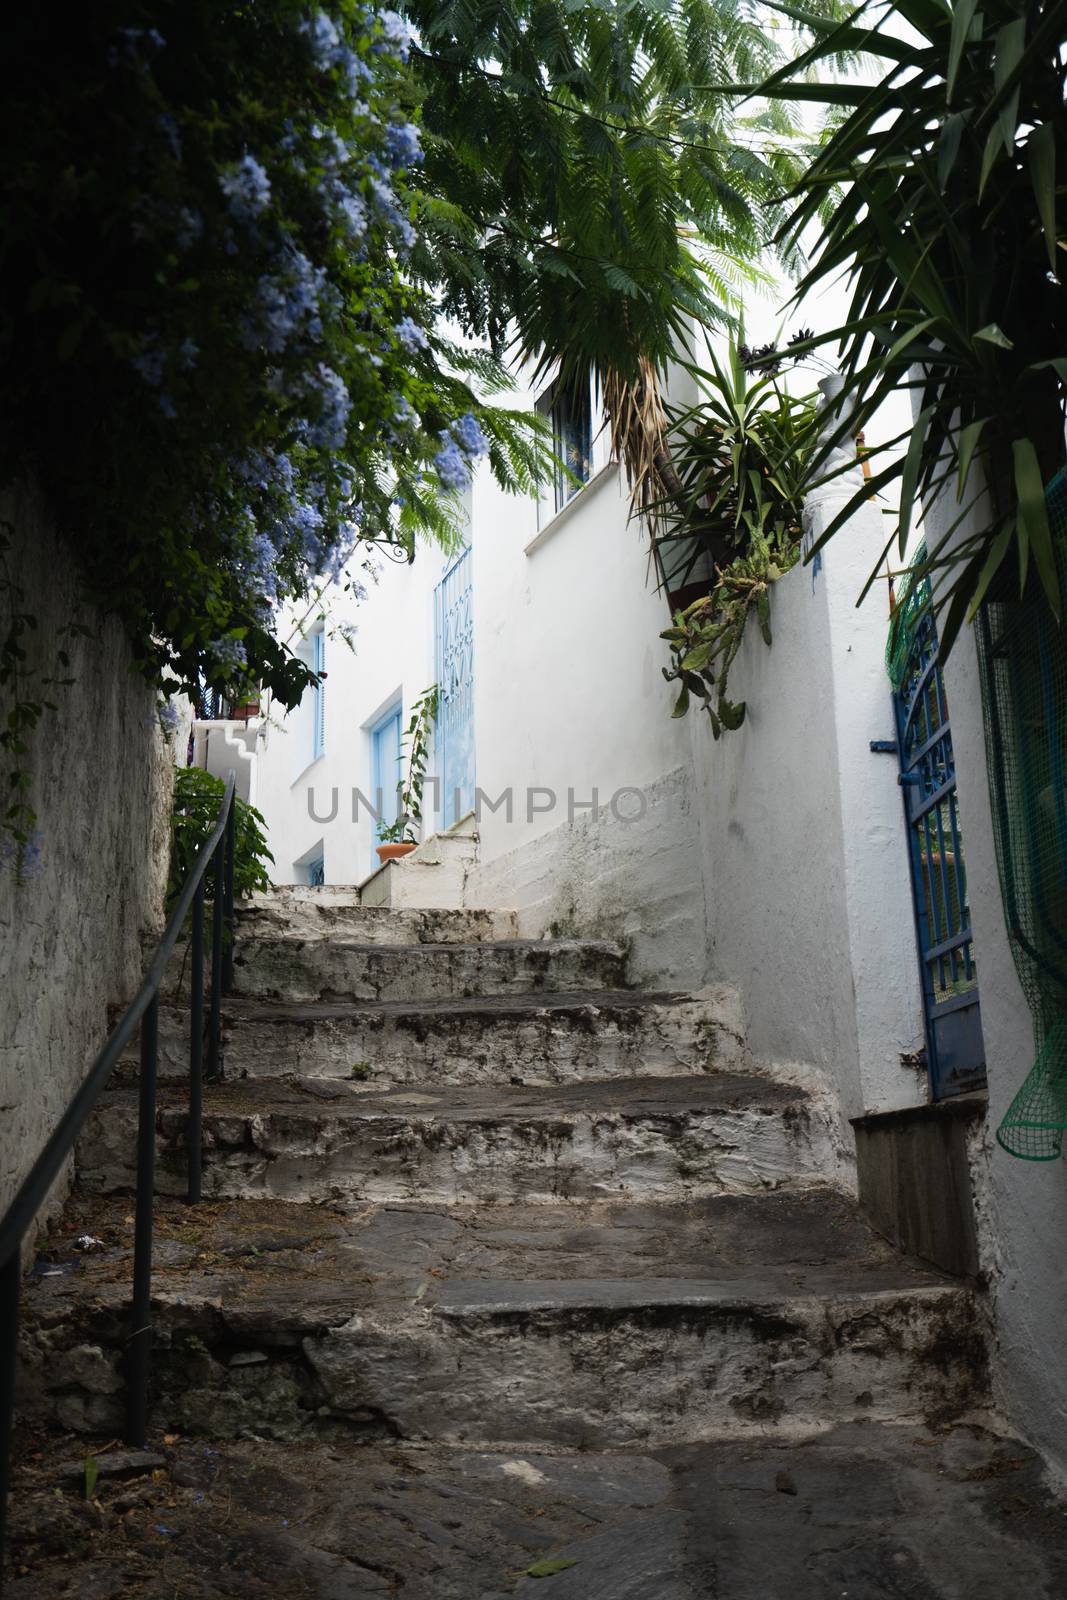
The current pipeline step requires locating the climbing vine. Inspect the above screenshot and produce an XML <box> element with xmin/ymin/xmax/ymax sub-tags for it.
<box><xmin>377</xmin><ymin>682</ymin><xmax>439</xmax><ymax>843</ymax></box>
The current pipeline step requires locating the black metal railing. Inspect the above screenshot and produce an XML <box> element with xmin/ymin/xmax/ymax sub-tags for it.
<box><xmin>0</xmin><ymin>774</ymin><xmax>236</xmax><ymax>1588</ymax></box>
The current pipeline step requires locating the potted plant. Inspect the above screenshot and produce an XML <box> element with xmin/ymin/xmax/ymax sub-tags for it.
<box><xmin>374</xmin><ymin>685</ymin><xmax>438</xmax><ymax>865</ymax></box>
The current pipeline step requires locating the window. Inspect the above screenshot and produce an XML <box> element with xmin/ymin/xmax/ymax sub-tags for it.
<box><xmin>370</xmin><ymin>701</ymin><xmax>403</xmax><ymax>866</ymax></box>
<box><xmin>306</xmin><ymin>852</ymin><xmax>325</xmax><ymax>886</ymax></box>
<box><xmin>537</xmin><ymin>379</ymin><xmax>592</xmax><ymax>519</ymax></box>
<box><xmin>311</xmin><ymin>629</ymin><xmax>325</xmax><ymax>762</ymax></box>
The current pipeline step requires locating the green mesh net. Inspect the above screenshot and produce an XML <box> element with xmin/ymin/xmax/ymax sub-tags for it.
<box><xmin>976</xmin><ymin>466</ymin><xmax>1067</xmax><ymax>1160</ymax></box>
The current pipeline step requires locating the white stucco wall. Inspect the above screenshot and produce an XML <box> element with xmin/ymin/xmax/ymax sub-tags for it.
<box><xmin>250</xmin><ymin>365</ymin><xmax>703</xmax><ymax>957</ymax></box>
<box><xmin>687</xmin><ymin>476</ymin><xmax>927</xmax><ymax>1133</ymax></box>
<box><xmin>253</xmin><ymin>543</ymin><xmax>449</xmax><ymax>884</ymax></box>
<box><xmin>927</xmin><ymin>492</ymin><xmax>1067</xmax><ymax>1480</ymax></box>
<box><xmin>0</xmin><ymin>485</ymin><xmax>174</xmax><ymax>1233</ymax></box>
<box><xmin>465</xmin><ymin>764</ymin><xmax>709</xmax><ymax>989</ymax></box>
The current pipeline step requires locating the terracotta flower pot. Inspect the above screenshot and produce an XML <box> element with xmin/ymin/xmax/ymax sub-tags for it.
<box><xmin>376</xmin><ymin>841</ymin><xmax>417</xmax><ymax>864</ymax></box>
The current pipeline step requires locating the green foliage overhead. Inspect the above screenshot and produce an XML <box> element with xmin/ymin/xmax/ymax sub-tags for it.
<box><xmin>401</xmin><ymin>0</ymin><xmax>844</xmax><ymax>392</ymax></box>
<box><xmin>0</xmin><ymin>1</ymin><xmax>544</xmax><ymax>846</ymax></box>
<box><xmin>168</xmin><ymin>766</ymin><xmax>274</xmax><ymax>905</ymax></box>
<box><xmin>655</xmin><ymin>339</ymin><xmax>817</xmax><ymax>735</ymax></box>
<box><xmin>751</xmin><ymin>0</ymin><xmax>1067</xmax><ymax>655</ymax></box>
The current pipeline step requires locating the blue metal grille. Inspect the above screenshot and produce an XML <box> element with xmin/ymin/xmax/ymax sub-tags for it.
<box><xmin>434</xmin><ymin>546</ymin><xmax>475</xmax><ymax>825</ymax></box>
<box><xmin>893</xmin><ymin>600</ymin><xmax>986</xmax><ymax>1099</ymax></box>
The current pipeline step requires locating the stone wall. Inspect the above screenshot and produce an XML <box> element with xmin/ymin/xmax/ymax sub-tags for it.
<box><xmin>0</xmin><ymin>484</ymin><xmax>174</xmax><ymax>1236</ymax></box>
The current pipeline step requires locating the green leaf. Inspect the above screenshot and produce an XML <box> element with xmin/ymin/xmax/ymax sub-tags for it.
<box><xmin>937</xmin><ymin>113</ymin><xmax>967</xmax><ymax>190</ymax></box>
<box><xmin>978</xmin><ymin>121</ymin><xmax>1003</xmax><ymax>200</ymax></box>
<box><xmin>1013</xmin><ymin>438</ymin><xmax>1061</xmax><ymax>619</ymax></box>
<box><xmin>718</xmin><ymin>696</ymin><xmax>747</xmax><ymax>731</ymax></box>
<box><xmin>957</xmin><ymin>418</ymin><xmax>989</xmax><ymax>496</ymax></box>
<box><xmin>526</xmin><ymin>1559</ymin><xmax>579</xmax><ymax>1578</ymax></box>
<box><xmin>84</xmin><ymin>1456</ymin><xmax>99</xmax><ymax>1501</ymax></box>
<box><xmin>680</xmin><ymin>643</ymin><xmax>714</xmax><ymax>672</ymax></box>
<box><xmin>1027</xmin><ymin>123</ymin><xmax>1057</xmax><ymax>274</ymax></box>
<box><xmin>993</xmin><ymin>19</ymin><xmax>1026</xmax><ymax>155</ymax></box>
<box><xmin>898</xmin><ymin>406</ymin><xmax>936</xmax><ymax>556</ymax></box>
<box><xmin>946</xmin><ymin>0</ymin><xmax>980</xmax><ymax>102</ymax></box>
<box><xmin>965</xmin><ymin>517</ymin><xmax>1016</xmax><ymax>622</ymax></box>
<box><xmin>672</xmin><ymin>684</ymin><xmax>690</xmax><ymax>718</ymax></box>
<box><xmin>974</xmin><ymin>324</ymin><xmax>1014</xmax><ymax>350</ymax></box>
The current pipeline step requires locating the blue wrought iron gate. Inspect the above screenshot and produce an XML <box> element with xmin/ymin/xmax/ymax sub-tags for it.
<box><xmin>892</xmin><ymin>599</ymin><xmax>986</xmax><ymax>1099</ymax></box>
<box><xmin>434</xmin><ymin>546</ymin><xmax>475</xmax><ymax>825</ymax></box>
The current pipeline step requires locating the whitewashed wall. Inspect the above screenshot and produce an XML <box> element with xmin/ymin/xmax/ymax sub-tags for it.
<box><xmin>254</xmin><ymin>543</ymin><xmax>449</xmax><ymax>884</ymax></box>
<box><xmin>0</xmin><ymin>486</ymin><xmax>174</xmax><ymax>1234</ymax></box>
<box><xmin>251</xmin><ymin>366</ymin><xmax>707</xmax><ymax>986</ymax></box>
<box><xmin>687</xmin><ymin>474</ymin><xmax>927</xmax><ymax>1139</ymax></box>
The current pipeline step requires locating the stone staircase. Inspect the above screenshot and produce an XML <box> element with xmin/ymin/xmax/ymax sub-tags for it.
<box><xmin>15</xmin><ymin>890</ymin><xmax>1061</xmax><ymax>1598</ymax></box>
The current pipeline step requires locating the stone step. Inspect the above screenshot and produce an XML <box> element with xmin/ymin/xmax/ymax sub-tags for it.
<box><xmin>21</xmin><ymin>1190</ymin><xmax>985</xmax><ymax>1451</ymax></box>
<box><xmin>238</xmin><ymin>890</ymin><xmax>518</xmax><ymax>944</ymax></box>
<box><xmin>76</xmin><ymin>1073</ymin><xmax>835</xmax><ymax>1206</ymax></box>
<box><xmin>229</xmin><ymin>936</ymin><xmax>631</xmax><ymax>1003</ymax></box>
<box><xmin>142</xmin><ymin>987</ymin><xmax>746</xmax><ymax>1087</ymax></box>
<box><xmin>9</xmin><ymin>1419</ymin><xmax>1063</xmax><ymax>1599</ymax></box>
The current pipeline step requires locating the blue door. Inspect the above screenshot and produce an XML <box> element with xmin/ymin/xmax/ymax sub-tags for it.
<box><xmin>434</xmin><ymin>546</ymin><xmax>475</xmax><ymax>825</ymax></box>
<box><xmin>891</xmin><ymin>561</ymin><xmax>985</xmax><ymax>1099</ymax></box>
<box><xmin>370</xmin><ymin>704</ymin><xmax>402</xmax><ymax>866</ymax></box>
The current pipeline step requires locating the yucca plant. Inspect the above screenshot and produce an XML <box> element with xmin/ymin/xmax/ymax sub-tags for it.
<box><xmin>745</xmin><ymin>0</ymin><xmax>1067</xmax><ymax>652</ymax></box>
<box><xmin>655</xmin><ymin>339</ymin><xmax>818</xmax><ymax>735</ymax></box>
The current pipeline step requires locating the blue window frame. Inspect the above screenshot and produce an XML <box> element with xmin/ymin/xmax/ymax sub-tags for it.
<box><xmin>311</xmin><ymin>630</ymin><xmax>325</xmax><ymax>762</ymax></box>
<box><xmin>370</xmin><ymin>702</ymin><xmax>403</xmax><ymax>864</ymax></box>
<box><xmin>306</xmin><ymin>852</ymin><xmax>325</xmax><ymax>886</ymax></box>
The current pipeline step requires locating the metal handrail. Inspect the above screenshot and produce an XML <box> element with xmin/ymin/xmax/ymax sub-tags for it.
<box><xmin>0</xmin><ymin>773</ymin><xmax>236</xmax><ymax>1587</ymax></box>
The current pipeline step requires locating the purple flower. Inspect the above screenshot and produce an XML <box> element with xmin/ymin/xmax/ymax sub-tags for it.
<box><xmin>211</xmin><ymin>636</ymin><xmax>248</xmax><ymax>677</ymax></box>
<box><xmin>385</xmin><ymin>121</ymin><xmax>421</xmax><ymax>169</ymax></box>
<box><xmin>395</xmin><ymin>317</ymin><xmax>427</xmax><ymax>353</ymax></box>
<box><xmin>219</xmin><ymin>154</ymin><xmax>271</xmax><ymax>223</ymax></box>
<box><xmin>292</xmin><ymin>500</ymin><xmax>325</xmax><ymax>567</ymax></box>
<box><xmin>378</xmin><ymin>11</ymin><xmax>413</xmax><ymax>60</ymax></box>
<box><xmin>451</xmin><ymin>412</ymin><xmax>488</xmax><ymax>457</ymax></box>
<box><xmin>131</xmin><ymin>341</ymin><xmax>165</xmax><ymax>388</ymax></box>
<box><xmin>304</xmin><ymin>364</ymin><xmax>350</xmax><ymax>448</ymax></box>
<box><xmin>246</xmin><ymin>532</ymin><xmax>280</xmax><ymax>601</ymax></box>
<box><xmin>250</xmin><ymin>252</ymin><xmax>326</xmax><ymax>352</ymax></box>
<box><xmin>336</xmin><ymin>190</ymin><xmax>368</xmax><ymax>240</ymax></box>
<box><xmin>435</xmin><ymin>438</ymin><xmax>470</xmax><ymax>490</ymax></box>
<box><xmin>301</xmin><ymin>10</ymin><xmax>342</xmax><ymax>69</ymax></box>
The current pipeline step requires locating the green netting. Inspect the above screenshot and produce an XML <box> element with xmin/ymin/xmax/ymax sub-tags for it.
<box><xmin>976</xmin><ymin>465</ymin><xmax>1067</xmax><ymax>1159</ymax></box>
<box><xmin>886</xmin><ymin>542</ymin><xmax>930</xmax><ymax>691</ymax></box>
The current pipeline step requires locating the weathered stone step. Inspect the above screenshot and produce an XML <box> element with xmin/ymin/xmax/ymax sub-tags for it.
<box><xmin>143</xmin><ymin>987</ymin><xmax>746</xmax><ymax>1086</ymax></box>
<box><xmin>10</xmin><ymin>1419</ymin><xmax>1062</xmax><ymax>1599</ymax></box>
<box><xmin>238</xmin><ymin>889</ymin><xmax>519</xmax><ymax>944</ymax></box>
<box><xmin>230</xmin><ymin>936</ymin><xmax>630</xmax><ymax>1003</ymax></box>
<box><xmin>76</xmin><ymin>1074</ymin><xmax>833</xmax><ymax>1206</ymax></box>
<box><xmin>22</xmin><ymin>1191</ymin><xmax>985</xmax><ymax>1451</ymax></box>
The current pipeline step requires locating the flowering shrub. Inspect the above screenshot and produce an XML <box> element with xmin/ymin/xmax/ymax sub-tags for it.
<box><xmin>1</xmin><ymin>3</ymin><xmax>541</xmax><ymax>842</ymax></box>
